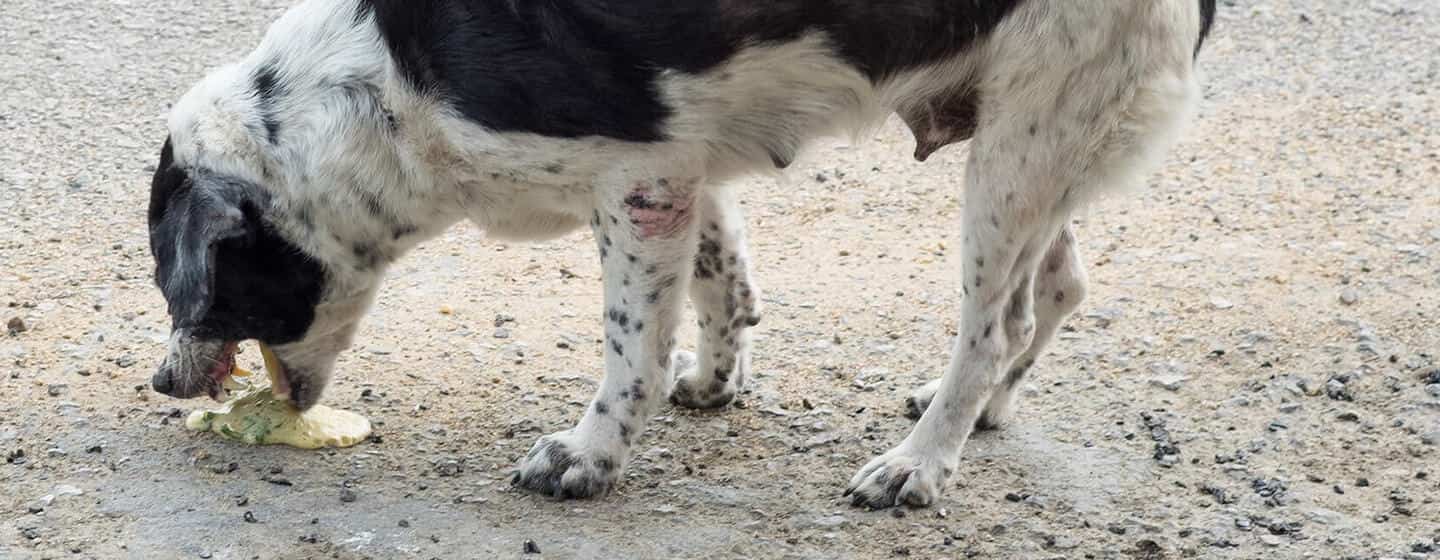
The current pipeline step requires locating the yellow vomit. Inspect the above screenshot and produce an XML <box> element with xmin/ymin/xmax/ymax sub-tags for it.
<box><xmin>185</xmin><ymin>343</ymin><xmax>371</xmax><ymax>449</ymax></box>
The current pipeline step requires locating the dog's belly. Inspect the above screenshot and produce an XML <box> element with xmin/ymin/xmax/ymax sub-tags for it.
<box><xmin>463</xmin><ymin>179</ymin><xmax>594</xmax><ymax>242</ymax></box>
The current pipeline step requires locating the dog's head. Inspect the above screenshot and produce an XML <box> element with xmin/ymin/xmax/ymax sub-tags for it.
<box><xmin>146</xmin><ymin>134</ymin><xmax>345</xmax><ymax>408</ymax></box>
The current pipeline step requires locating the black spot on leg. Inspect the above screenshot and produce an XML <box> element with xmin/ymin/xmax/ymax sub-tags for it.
<box><xmin>709</xmin><ymin>222</ymin><xmax>719</xmax><ymax>231</ymax></box>
<box><xmin>714</xmin><ymin>367</ymin><xmax>730</xmax><ymax>383</ymax></box>
<box><xmin>592</xmin><ymin>211</ymin><xmax>601</xmax><ymax>227</ymax></box>
<box><xmin>633</xmin><ymin>321</ymin><xmax>644</xmax><ymax>332</ymax></box>
<box><xmin>610</xmin><ymin>215</ymin><xmax>619</xmax><ymax>225</ymax></box>
<box><xmin>1054</xmin><ymin>290</ymin><xmax>1066</xmax><ymax>304</ymax></box>
<box><xmin>1005</xmin><ymin>360</ymin><xmax>1034</xmax><ymax>390</ymax></box>
<box><xmin>983</xmin><ymin>321</ymin><xmax>993</xmax><ymax>338</ymax></box>
<box><xmin>607</xmin><ymin>307</ymin><xmax>630</xmax><ymax>329</ymax></box>
<box><xmin>602</xmin><ymin>234</ymin><xmax>612</xmax><ymax>247</ymax></box>
<box><xmin>619</xmin><ymin>423</ymin><xmax>633</xmax><ymax>444</ymax></box>
<box><xmin>647</xmin><ymin>291</ymin><xmax>661</xmax><ymax>304</ymax></box>
<box><xmin>1028</xmin><ymin>122</ymin><xmax>1038</xmax><ymax>136</ymax></box>
<box><xmin>990</xmin><ymin>213</ymin><xmax>1000</xmax><ymax>227</ymax></box>
<box><xmin>974</xmin><ymin>275</ymin><xmax>983</xmax><ymax>288</ymax></box>
<box><xmin>975</xmin><ymin>256</ymin><xmax>985</xmax><ymax>268</ymax></box>
<box><xmin>595</xmin><ymin>402</ymin><xmax>610</xmax><ymax>415</ymax></box>
<box><xmin>969</xmin><ymin>338</ymin><xmax>976</xmax><ymax>349</ymax></box>
<box><xmin>624</xmin><ymin>192</ymin><xmax>654</xmax><ymax>210</ymax></box>
<box><xmin>630</xmin><ymin>379</ymin><xmax>647</xmax><ymax>401</ymax></box>
<box><xmin>610</xmin><ymin>339</ymin><xmax>625</xmax><ymax>356</ymax></box>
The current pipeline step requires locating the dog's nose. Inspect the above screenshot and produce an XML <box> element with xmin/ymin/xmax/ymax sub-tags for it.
<box><xmin>152</xmin><ymin>367</ymin><xmax>175</xmax><ymax>396</ymax></box>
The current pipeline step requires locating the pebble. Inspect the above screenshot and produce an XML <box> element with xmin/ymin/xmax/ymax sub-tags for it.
<box><xmin>523</xmin><ymin>540</ymin><xmax>541</xmax><ymax>554</ymax></box>
<box><xmin>6</xmin><ymin>317</ymin><xmax>25</xmax><ymax>335</ymax></box>
<box><xmin>493</xmin><ymin>328</ymin><xmax>511</xmax><ymax>339</ymax></box>
<box><xmin>1260</xmin><ymin>535</ymin><xmax>1284</xmax><ymax>547</ymax></box>
<box><xmin>1149</xmin><ymin>374</ymin><xmax>1189</xmax><ymax>392</ymax></box>
<box><xmin>1339</xmin><ymin>288</ymin><xmax>1359</xmax><ymax>306</ymax></box>
<box><xmin>1424</xmin><ymin>384</ymin><xmax>1440</xmax><ymax>398</ymax></box>
<box><xmin>435</xmin><ymin>459</ymin><xmax>464</xmax><ymax>477</ymax></box>
<box><xmin>47</xmin><ymin>384</ymin><xmax>67</xmax><ymax>397</ymax></box>
<box><xmin>339</xmin><ymin>487</ymin><xmax>358</xmax><ymax>503</ymax></box>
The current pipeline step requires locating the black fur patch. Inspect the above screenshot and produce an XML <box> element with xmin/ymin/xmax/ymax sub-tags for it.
<box><xmin>356</xmin><ymin>0</ymin><xmax>1025</xmax><ymax>141</ymax></box>
<box><xmin>1196</xmin><ymin>0</ymin><xmax>1217</xmax><ymax>57</ymax></box>
<box><xmin>252</xmin><ymin>64</ymin><xmax>285</xmax><ymax>145</ymax></box>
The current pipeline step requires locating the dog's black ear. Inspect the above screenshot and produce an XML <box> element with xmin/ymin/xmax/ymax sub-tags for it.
<box><xmin>148</xmin><ymin>156</ymin><xmax>267</xmax><ymax>328</ymax></box>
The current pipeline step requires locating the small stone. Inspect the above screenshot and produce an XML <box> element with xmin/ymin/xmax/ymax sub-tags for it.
<box><xmin>1149</xmin><ymin>375</ymin><xmax>1188</xmax><ymax>392</ymax></box>
<box><xmin>1325</xmin><ymin>378</ymin><xmax>1353</xmax><ymax>401</ymax></box>
<box><xmin>1106</xmin><ymin>523</ymin><xmax>1127</xmax><ymax>535</ymax></box>
<box><xmin>6</xmin><ymin>317</ymin><xmax>26</xmax><ymax>335</ymax></box>
<box><xmin>495</xmin><ymin>314</ymin><xmax>516</xmax><ymax>327</ymax></box>
<box><xmin>435</xmin><ymin>459</ymin><xmax>463</xmax><ymax>477</ymax></box>
<box><xmin>523</xmin><ymin>540</ymin><xmax>541</xmax><ymax>554</ymax></box>
<box><xmin>398</xmin><ymin>520</ymin><xmax>411</xmax><ymax>528</ymax></box>
<box><xmin>47</xmin><ymin>384</ymin><xmax>67</xmax><ymax>397</ymax></box>
<box><xmin>243</xmin><ymin>511</ymin><xmax>258</xmax><ymax>523</ymax></box>
<box><xmin>1210</xmin><ymin>296</ymin><xmax>1234</xmax><ymax>310</ymax></box>
<box><xmin>339</xmin><ymin>488</ymin><xmax>357</xmax><ymax>503</ymax></box>
<box><xmin>493</xmin><ymin>328</ymin><xmax>511</xmax><ymax>339</ymax></box>
<box><xmin>1339</xmin><ymin>288</ymin><xmax>1359</xmax><ymax>306</ymax></box>
<box><xmin>1425</xmin><ymin>384</ymin><xmax>1440</xmax><ymax>398</ymax></box>
<box><xmin>1336</xmin><ymin>411</ymin><xmax>1360</xmax><ymax>422</ymax></box>
<box><xmin>1260</xmin><ymin>535</ymin><xmax>1284</xmax><ymax>547</ymax></box>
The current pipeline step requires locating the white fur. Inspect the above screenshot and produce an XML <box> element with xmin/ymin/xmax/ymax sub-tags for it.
<box><xmin>164</xmin><ymin>0</ymin><xmax>1205</xmax><ymax>505</ymax></box>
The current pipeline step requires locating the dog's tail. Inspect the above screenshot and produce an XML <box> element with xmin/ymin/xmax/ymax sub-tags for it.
<box><xmin>1194</xmin><ymin>0</ymin><xmax>1217</xmax><ymax>57</ymax></box>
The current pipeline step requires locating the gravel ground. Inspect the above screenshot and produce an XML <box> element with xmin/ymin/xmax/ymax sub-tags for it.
<box><xmin>3</xmin><ymin>1</ymin><xmax>1439</xmax><ymax>559</ymax></box>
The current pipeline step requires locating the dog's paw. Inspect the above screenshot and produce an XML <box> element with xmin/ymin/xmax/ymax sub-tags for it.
<box><xmin>904</xmin><ymin>379</ymin><xmax>941</xmax><ymax>419</ymax></box>
<box><xmin>512</xmin><ymin>430</ymin><xmax>624</xmax><ymax>499</ymax></box>
<box><xmin>668</xmin><ymin>350</ymin><xmax>738</xmax><ymax>410</ymax></box>
<box><xmin>845</xmin><ymin>447</ymin><xmax>953</xmax><ymax>509</ymax></box>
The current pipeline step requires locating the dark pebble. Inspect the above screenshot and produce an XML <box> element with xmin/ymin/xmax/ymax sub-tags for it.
<box><xmin>1336</xmin><ymin>411</ymin><xmax>1360</xmax><ymax>422</ymax></box>
<box><xmin>1106</xmin><ymin>523</ymin><xmax>1127</xmax><ymax>535</ymax></box>
<box><xmin>1004</xmin><ymin>492</ymin><xmax>1025</xmax><ymax>503</ymax></box>
<box><xmin>523</xmin><ymin>540</ymin><xmax>541</xmax><ymax>554</ymax></box>
<box><xmin>399</xmin><ymin>520</ymin><xmax>411</xmax><ymax>528</ymax></box>
<box><xmin>339</xmin><ymin>488</ymin><xmax>358</xmax><ymax>503</ymax></box>
<box><xmin>243</xmin><ymin>511</ymin><xmax>258</xmax><ymax>523</ymax></box>
<box><xmin>6</xmin><ymin>317</ymin><xmax>26</xmax><ymax>335</ymax></box>
<box><xmin>1355</xmin><ymin>478</ymin><xmax>1370</xmax><ymax>487</ymax></box>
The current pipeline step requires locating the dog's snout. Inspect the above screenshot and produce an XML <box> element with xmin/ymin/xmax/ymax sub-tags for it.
<box><xmin>152</xmin><ymin>367</ymin><xmax>176</xmax><ymax>396</ymax></box>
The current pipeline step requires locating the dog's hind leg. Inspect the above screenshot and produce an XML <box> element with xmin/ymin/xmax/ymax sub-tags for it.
<box><xmin>904</xmin><ymin>225</ymin><xmax>1087</xmax><ymax>428</ymax></box>
<box><xmin>514</xmin><ymin>161</ymin><xmax>704</xmax><ymax>498</ymax></box>
<box><xmin>848</xmin><ymin>1</ymin><xmax>1201</xmax><ymax>509</ymax></box>
<box><xmin>670</xmin><ymin>189</ymin><xmax>762</xmax><ymax>410</ymax></box>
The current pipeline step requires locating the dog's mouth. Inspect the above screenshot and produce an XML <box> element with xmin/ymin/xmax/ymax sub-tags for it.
<box><xmin>204</xmin><ymin>341</ymin><xmax>241</xmax><ymax>401</ymax></box>
<box><xmin>154</xmin><ymin>338</ymin><xmax>296</xmax><ymax>404</ymax></box>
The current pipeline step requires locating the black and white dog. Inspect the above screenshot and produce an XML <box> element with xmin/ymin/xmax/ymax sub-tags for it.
<box><xmin>147</xmin><ymin>0</ymin><xmax>1216</xmax><ymax>508</ymax></box>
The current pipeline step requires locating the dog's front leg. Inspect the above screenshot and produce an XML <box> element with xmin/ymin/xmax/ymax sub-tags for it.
<box><xmin>513</xmin><ymin>169</ymin><xmax>701</xmax><ymax>499</ymax></box>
